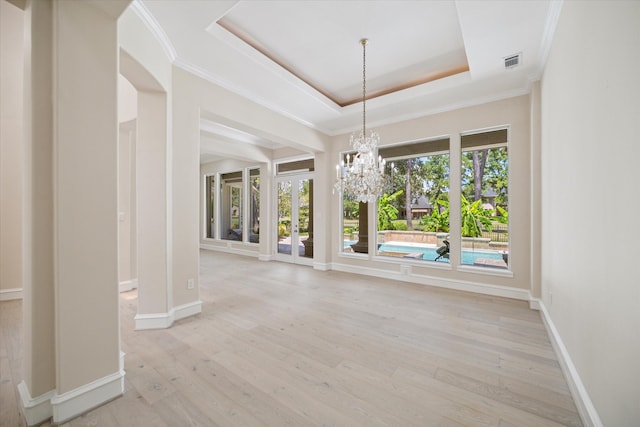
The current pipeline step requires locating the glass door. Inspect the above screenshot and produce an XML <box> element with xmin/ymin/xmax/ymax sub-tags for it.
<box><xmin>275</xmin><ymin>174</ymin><xmax>314</xmax><ymax>265</ymax></box>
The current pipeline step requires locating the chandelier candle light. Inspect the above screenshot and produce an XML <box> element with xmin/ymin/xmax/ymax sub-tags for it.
<box><xmin>334</xmin><ymin>38</ymin><xmax>386</xmax><ymax>203</ymax></box>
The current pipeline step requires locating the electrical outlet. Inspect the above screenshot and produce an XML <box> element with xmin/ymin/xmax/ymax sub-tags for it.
<box><xmin>187</xmin><ymin>278</ymin><xmax>194</xmax><ymax>290</ymax></box>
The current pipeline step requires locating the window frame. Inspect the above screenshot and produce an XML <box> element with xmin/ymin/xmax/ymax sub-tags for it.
<box><xmin>457</xmin><ymin>126</ymin><xmax>512</xmax><ymax>274</ymax></box>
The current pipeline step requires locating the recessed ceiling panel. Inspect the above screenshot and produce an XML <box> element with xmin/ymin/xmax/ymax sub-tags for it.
<box><xmin>216</xmin><ymin>0</ymin><xmax>469</xmax><ymax>106</ymax></box>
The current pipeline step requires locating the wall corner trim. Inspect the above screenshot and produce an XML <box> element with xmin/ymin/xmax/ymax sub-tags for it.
<box><xmin>17</xmin><ymin>382</ymin><xmax>54</xmax><ymax>426</ymax></box>
<box><xmin>528</xmin><ymin>297</ymin><xmax>542</xmax><ymax>310</ymax></box>
<box><xmin>0</xmin><ymin>288</ymin><xmax>23</xmax><ymax>301</ymax></box>
<box><xmin>538</xmin><ymin>301</ymin><xmax>604</xmax><ymax>427</ymax></box>
<box><xmin>50</xmin><ymin>370</ymin><xmax>125</xmax><ymax>425</ymax></box>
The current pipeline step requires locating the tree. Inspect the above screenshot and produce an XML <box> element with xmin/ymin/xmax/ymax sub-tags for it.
<box><xmin>462</xmin><ymin>147</ymin><xmax>508</xmax><ymax>206</ymax></box>
<box><xmin>251</xmin><ymin>177</ymin><xmax>260</xmax><ymax>233</ymax></box>
<box><xmin>388</xmin><ymin>157</ymin><xmax>426</xmax><ymax>227</ymax></box>
<box><xmin>405</xmin><ymin>158</ymin><xmax>412</xmax><ymax>229</ymax></box>
<box><xmin>343</xmin><ymin>199</ymin><xmax>359</xmax><ymax>219</ymax></box>
<box><xmin>472</xmin><ymin>149</ymin><xmax>488</xmax><ymax>201</ymax></box>
<box><xmin>483</xmin><ymin>148</ymin><xmax>509</xmax><ymax>207</ymax></box>
<box><xmin>422</xmin><ymin>154</ymin><xmax>450</xmax><ymax>205</ymax></box>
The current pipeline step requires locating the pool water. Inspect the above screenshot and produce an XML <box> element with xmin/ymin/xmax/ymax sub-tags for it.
<box><xmin>344</xmin><ymin>240</ymin><xmax>505</xmax><ymax>265</ymax></box>
<box><xmin>379</xmin><ymin>243</ymin><xmax>505</xmax><ymax>264</ymax></box>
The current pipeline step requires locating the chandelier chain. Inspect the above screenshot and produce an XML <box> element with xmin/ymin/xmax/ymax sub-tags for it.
<box><xmin>362</xmin><ymin>38</ymin><xmax>367</xmax><ymax>136</ymax></box>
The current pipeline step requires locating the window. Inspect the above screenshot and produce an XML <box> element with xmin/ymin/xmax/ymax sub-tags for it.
<box><xmin>249</xmin><ymin>168</ymin><xmax>260</xmax><ymax>243</ymax></box>
<box><xmin>205</xmin><ymin>175</ymin><xmax>215</xmax><ymax>239</ymax></box>
<box><xmin>375</xmin><ymin>138</ymin><xmax>450</xmax><ymax>262</ymax></box>
<box><xmin>221</xmin><ymin>171</ymin><xmax>243</xmax><ymax>241</ymax></box>
<box><xmin>341</xmin><ymin>191</ymin><xmax>361</xmax><ymax>253</ymax></box>
<box><xmin>460</xmin><ymin>129</ymin><xmax>509</xmax><ymax>269</ymax></box>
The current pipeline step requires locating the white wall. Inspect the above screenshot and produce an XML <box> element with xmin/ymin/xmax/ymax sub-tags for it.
<box><xmin>0</xmin><ymin>0</ymin><xmax>24</xmax><ymax>299</ymax></box>
<box><xmin>118</xmin><ymin>75</ymin><xmax>138</xmax><ymax>287</ymax></box>
<box><xmin>118</xmin><ymin>121</ymin><xmax>137</xmax><ymax>286</ymax></box>
<box><xmin>541</xmin><ymin>1</ymin><xmax>640</xmax><ymax>425</ymax></box>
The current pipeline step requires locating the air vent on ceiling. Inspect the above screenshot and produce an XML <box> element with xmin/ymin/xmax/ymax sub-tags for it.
<box><xmin>504</xmin><ymin>53</ymin><xmax>521</xmax><ymax>70</ymax></box>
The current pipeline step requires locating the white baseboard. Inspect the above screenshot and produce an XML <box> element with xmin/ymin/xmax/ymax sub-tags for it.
<box><xmin>135</xmin><ymin>300</ymin><xmax>202</xmax><ymax>330</ymax></box>
<box><xmin>50</xmin><ymin>369</ymin><xmax>125</xmax><ymax>424</ymax></box>
<box><xmin>173</xmin><ymin>300</ymin><xmax>202</xmax><ymax>322</ymax></box>
<box><xmin>118</xmin><ymin>279</ymin><xmax>138</xmax><ymax>293</ymax></box>
<box><xmin>313</xmin><ymin>262</ymin><xmax>331</xmax><ymax>271</ymax></box>
<box><xmin>134</xmin><ymin>311</ymin><xmax>172</xmax><ymax>330</ymax></box>
<box><xmin>258</xmin><ymin>254</ymin><xmax>273</xmax><ymax>261</ymax></box>
<box><xmin>17</xmin><ymin>382</ymin><xmax>54</xmax><ymax>426</ymax></box>
<box><xmin>529</xmin><ymin>297</ymin><xmax>542</xmax><ymax>310</ymax></box>
<box><xmin>200</xmin><ymin>243</ymin><xmax>259</xmax><ymax>258</ymax></box>
<box><xmin>538</xmin><ymin>301</ymin><xmax>603</xmax><ymax>427</ymax></box>
<box><xmin>0</xmin><ymin>287</ymin><xmax>23</xmax><ymax>301</ymax></box>
<box><xmin>331</xmin><ymin>262</ymin><xmax>531</xmax><ymax>301</ymax></box>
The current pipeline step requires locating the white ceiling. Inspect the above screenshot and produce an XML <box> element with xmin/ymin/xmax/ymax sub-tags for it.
<box><xmin>135</xmin><ymin>0</ymin><xmax>560</xmax><ymax>160</ymax></box>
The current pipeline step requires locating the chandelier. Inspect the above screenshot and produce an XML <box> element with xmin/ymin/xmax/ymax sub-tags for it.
<box><xmin>334</xmin><ymin>38</ymin><xmax>386</xmax><ymax>203</ymax></box>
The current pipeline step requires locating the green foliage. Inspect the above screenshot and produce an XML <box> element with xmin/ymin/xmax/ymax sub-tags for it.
<box><xmin>343</xmin><ymin>225</ymin><xmax>359</xmax><ymax>234</ymax></box>
<box><xmin>461</xmin><ymin>195</ymin><xmax>494</xmax><ymax>238</ymax></box>
<box><xmin>421</xmin><ymin>154</ymin><xmax>450</xmax><ymax>204</ymax></box>
<box><xmin>461</xmin><ymin>147</ymin><xmax>508</xmax><ymax>205</ymax></box>
<box><xmin>495</xmin><ymin>205</ymin><xmax>509</xmax><ymax>224</ymax></box>
<box><xmin>343</xmin><ymin>200</ymin><xmax>359</xmax><ymax>219</ymax></box>
<box><xmin>420</xmin><ymin>202</ymin><xmax>450</xmax><ymax>232</ymax></box>
<box><xmin>377</xmin><ymin>190</ymin><xmax>403</xmax><ymax>231</ymax></box>
<box><xmin>278</xmin><ymin>223</ymin><xmax>289</xmax><ymax>237</ymax></box>
<box><xmin>386</xmin><ymin>155</ymin><xmax>450</xmax><ymax>221</ymax></box>
<box><xmin>392</xmin><ymin>220</ymin><xmax>408</xmax><ymax>231</ymax></box>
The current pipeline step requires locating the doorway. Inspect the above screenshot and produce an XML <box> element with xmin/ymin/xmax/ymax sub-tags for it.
<box><xmin>275</xmin><ymin>173</ymin><xmax>314</xmax><ymax>265</ymax></box>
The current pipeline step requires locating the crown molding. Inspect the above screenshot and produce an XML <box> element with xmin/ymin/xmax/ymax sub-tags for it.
<box><xmin>130</xmin><ymin>0</ymin><xmax>176</xmax><ymax>62</ymax></box>
<box><xmin>173</xmin><ymin>58</ymin><xmax>331</xmax><ymax>135</ymax></box>
<box><xmin>533</xmin><ymin>0</ymin><xmax>564</xmax><ymax>80</ymax></box>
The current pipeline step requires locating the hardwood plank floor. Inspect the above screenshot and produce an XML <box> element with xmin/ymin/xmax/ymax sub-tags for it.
<box><xmin>0</xmin><ymin>250</ymin><xmax>583</xmax><ymax>426</ymax></box>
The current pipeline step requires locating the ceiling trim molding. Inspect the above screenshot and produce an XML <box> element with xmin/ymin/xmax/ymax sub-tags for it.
<box><xmin>333</xmin><ymin>86</ymin><xmax>531</xmax><ymax>137</ymax></box>
<box><xmin>533</xmin><ymin>0</ymin><xmax>564</xmax><ymax>80</ymax></box>
<box><xmin>207</xmin><ymin>21</ymin><xmax>342</xmax><ymax>116</ymax></box>
<box><xmin>216</xmin><ymin>19</ymin><xmax>342</xmax><ymax>106</ymax></box>
<box><xmin>339</xmin><ymin>65</ymin><xmax>471</xmax><ymax>107</ymax></box>
<box><xmin>174</xmin><ymin>58</ymin><xmax>332</xmax><ymax>136</ymax></box>
<box><xmin>199</xmin><ymin>119</ymin><xmax>283</xmax><ymax>150</ymax></box>
<box><xmin>130</xmin><ymin>0</ymin><xmax>176</xmax><ymax>62</ymax></box>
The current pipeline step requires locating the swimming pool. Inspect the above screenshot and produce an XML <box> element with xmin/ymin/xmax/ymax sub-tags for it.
<box><xmin>378</xmin><ymin>243</ymin><xmax>505</xmax><ymax>264</ymax></box>
<box><xmin>344</xmin><ymin>240</ymin><xmax>505</xmax><ymax>265</ymax></box>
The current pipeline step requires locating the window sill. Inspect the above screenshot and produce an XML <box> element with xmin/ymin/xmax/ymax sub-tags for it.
<box><xmin>456</xmin><ymin>264</ymin><xmax>514</xmax><ymax>278</ymax></box>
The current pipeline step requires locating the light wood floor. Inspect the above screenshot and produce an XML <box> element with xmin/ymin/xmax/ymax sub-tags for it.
<box><xmin>1</xmin><ymin>250</ymin><xmax>582</xmax><ymax>426</ymax></box>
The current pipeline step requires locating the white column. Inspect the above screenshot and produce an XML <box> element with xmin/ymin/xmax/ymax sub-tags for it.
<box><xmin>49</xmin><ymin>0</ymin><xmax>126</xmax><ymax>423</ymax></box>
<box><xmin>134</xmin><ymin>91</ymin><xmax>171</xmax><ymax>329</ymax></box>
<box><xmin>19</xmin><ymin>1</ymin><xmax>56</xmax><ymax>424</ymax></box>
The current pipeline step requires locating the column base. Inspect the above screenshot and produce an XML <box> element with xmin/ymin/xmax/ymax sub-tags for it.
<box><xmin>17</xmin><ymin>382</ymin><xmax>55</xmax><ymax>426</ymax></box>
<box><xmin>134</xmin><ymin>300</ymin><xmax>202</xmax><ymax>330</ymax></box>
